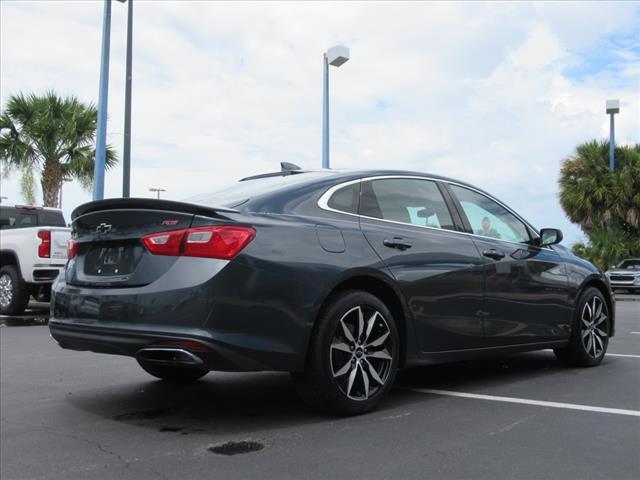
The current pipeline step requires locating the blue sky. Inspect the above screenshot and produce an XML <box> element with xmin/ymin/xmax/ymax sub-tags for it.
<box><xmin>1</xmin><ymin>1</ymin><xmax>639</xmax><ymax>246</ymax></box>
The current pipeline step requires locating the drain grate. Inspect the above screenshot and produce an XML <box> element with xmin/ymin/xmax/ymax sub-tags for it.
<box><xmin>208</xmin><ymin>441</ymin><xmax>264</xmax><ymax>456</ymax></box>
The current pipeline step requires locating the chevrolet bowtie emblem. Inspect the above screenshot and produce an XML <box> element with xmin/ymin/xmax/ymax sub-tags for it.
<box><xmin>95</xmin><ymin>223</ymin><xmax>113</xmax><ymax>234</ymax></box>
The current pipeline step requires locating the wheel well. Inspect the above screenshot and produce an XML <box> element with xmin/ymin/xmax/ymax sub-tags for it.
<box><xmin>0</xmin><ymin>251</ymin><xmax>19</xmax><ymax>274</ymax></box>
<box><xmin>581</xmin><ymin>278</ymin><xmax>614</xmax><ymax>335</ymax></box>
<box><xmin>321</xmin><ymin>275</ymin><xmax>408</xmax><ymax>367</ymax></box>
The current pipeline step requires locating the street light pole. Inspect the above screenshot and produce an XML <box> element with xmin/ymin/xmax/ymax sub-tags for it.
<box><xmin>92</xmin><ymin>0</ymin><xmax>112</xmax><ymax>201</ymax></box>
<box><xmin>149</xmin><ymin>188</ymin><xmax>166</xmax><ymax>200</ymax></box>
<box><xmin>322</xmin><ymin>54</ymin><xmax>329</xmax><ymax>169</ymax></box>
<box><xmin>122</xmin><ymin>0</ymin><xmax>133</xmax><ymax>197</ymax></box>
<box><xmin>321</xmin><ymin>46</ymin><xmax>350</xmax><ymax>169</ymax></box>
<box><xmin>606</xmin><ymin>99</ymin><xmax>620</xmax><ymax>171</ymax></box>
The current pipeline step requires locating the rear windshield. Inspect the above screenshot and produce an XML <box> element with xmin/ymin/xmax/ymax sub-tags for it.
<box><xmin>0</xmin><ymin>208</ymin><xmax>66</xmax><ymax>230</ymax></box>
<box><xmin>187</xmin><ymin>172</ymin><xmax>329</xmax><ymax>208</ymax></box>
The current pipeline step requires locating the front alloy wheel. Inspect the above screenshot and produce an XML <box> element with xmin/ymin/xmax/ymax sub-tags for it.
<box><xmin>554</xmin><ymin>287</ymin><xmax>609</xmax><ymax>367</ymax></box>
<box><xmin>580</xmin><ymin>295</ymin><xmax>608</xmax><ymax>359</ymax></box>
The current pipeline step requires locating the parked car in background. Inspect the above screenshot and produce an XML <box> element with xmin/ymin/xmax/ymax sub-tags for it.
<box><xmin>49</xmin><ymin>166</ymin><xmax>614</xmax><ymax>415</ymax></box>
<box><xmin>0</xmin><ymin>205</ymin><xmax>70</xmax><ymax>315</ymax></box>
<box><xmin>606</xmin><ymin>258</ymin><xmax>640</xmax><ymax>293</ymax></box>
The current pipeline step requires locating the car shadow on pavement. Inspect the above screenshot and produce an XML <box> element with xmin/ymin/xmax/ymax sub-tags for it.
<box><xmin>66</xmin><ymin>371</ymin><xmax>334</xmax><ymax>435</ymax></box>
<box><xmin>64</xmin><ymin>351</ymin><xmax>569</xmax><ymax>434</ymax></box>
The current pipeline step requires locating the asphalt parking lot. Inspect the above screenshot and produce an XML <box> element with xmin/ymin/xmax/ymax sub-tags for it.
<box><xmin>1</xmin><ymin>297</ymin><xmax>638</xmax><ymax>480</ymax></box>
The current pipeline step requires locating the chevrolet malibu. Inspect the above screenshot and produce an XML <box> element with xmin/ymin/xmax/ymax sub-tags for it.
<box><xmin>50</xmin><ymin>167</ymin><xmax>615</xmax><ymax>414</ymax></box>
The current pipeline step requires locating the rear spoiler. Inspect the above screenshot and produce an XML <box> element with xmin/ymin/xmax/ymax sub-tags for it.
<box><xmin>71</xmin><ymin>198</ymin><xmax>239</xmax><ymax>221</ymax></box>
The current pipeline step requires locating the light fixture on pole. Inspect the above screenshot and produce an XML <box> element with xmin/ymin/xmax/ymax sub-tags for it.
<box><xmin>606</xmin><ymin>99</ymin><xmax>620</xmax><ymax>171</ymax></box>
<box><xmin>92</xmin><ymin>0</ymin><xmax>113</xmax><ymax>201</ymax></box>
<box><xmin>322</xmin><ymin>45</ymin><xmax>350</xmax><ymax>169</ymax></box>
<box><xmin>149</xmin><ymin>188</ymin><xmax>166</xmax><ymax>200</ymax></box>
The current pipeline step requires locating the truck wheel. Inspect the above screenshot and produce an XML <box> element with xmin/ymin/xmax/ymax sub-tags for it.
<box><xmin>0</xmin><ymin>266</ymin><xmax>30</xmax><ymax>316</ymax></box>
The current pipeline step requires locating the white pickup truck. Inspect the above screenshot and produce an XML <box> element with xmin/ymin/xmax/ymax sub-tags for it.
<box><xmin>0</xmin><ymin>205</ymin><xmax>70</xmax><ymax>315</ymax></box>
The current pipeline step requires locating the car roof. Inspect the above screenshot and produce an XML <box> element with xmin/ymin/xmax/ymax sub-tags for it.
<box><xmin>250</xmin><ymin>168</ymin><xmax>475</xmax><ymax>186</ymax></box>
<box><xmin>242</xmin><ymin>168</ymin><xmax>538</xmax><ymax>233</ymax></box>
<box><xmin>0</xmin><ymin>204</ymin><xmax>63</xmax><ymax>212</ymax></box>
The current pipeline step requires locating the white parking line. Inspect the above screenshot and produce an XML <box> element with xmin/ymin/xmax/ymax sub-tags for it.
<box><xmin>630</xmin><ymin>332</ymin><xmax>640</xmax><ymax>335</ymax></box>
<box><xmin>405</xmin><ymin>388</ymin><xmax>640</xmax><ymax>417</ymax></box>
<box><xmin>542</xmin><ymin>349</ymin><xmax>640</xmax><ymax>359</ymax></box>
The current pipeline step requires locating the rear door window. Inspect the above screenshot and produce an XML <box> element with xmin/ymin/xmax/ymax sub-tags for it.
<box><xmin>360</xmin><ymin>178</ymin><xmax>455</xmax><ymax>231</ymax></box>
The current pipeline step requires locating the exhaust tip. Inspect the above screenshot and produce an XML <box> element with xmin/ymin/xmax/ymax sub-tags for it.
<box><xmin>135</xmin><ymin>348</ymin><xmax>203</xmax><ymax>366</ymax></box>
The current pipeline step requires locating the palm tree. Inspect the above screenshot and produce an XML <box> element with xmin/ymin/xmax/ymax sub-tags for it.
<box><xmin>559</xmin><ymin>140</ymin><xmax>640</xmax><ymax>267</ymax></box>
<box><xmin>0</xmin><ymin>91</ymin><xmax>118</xmax><ymax>207</ymax></box>
<box><xmin>559</xmin><ymin>140</ymin><xmax>639</xmax><ymax>236</ymax></box>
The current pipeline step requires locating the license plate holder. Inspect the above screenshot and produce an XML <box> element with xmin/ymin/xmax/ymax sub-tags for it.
<box><xmin>84</xmin><ymin>243</ymin><xmax>140</xmax><ymax>276</ymax></box>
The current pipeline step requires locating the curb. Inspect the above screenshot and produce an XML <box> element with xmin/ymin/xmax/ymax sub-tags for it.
<box><xmin>615</xmin><ymin>296</ymin><xmax>640</xmax><ymax>302</ymax></box>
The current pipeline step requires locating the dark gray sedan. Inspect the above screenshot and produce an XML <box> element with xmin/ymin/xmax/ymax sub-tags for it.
<box><xmin>49</xmin><ymin>166</ymin><xmax>615</xmax><ymax>414</ymax></box>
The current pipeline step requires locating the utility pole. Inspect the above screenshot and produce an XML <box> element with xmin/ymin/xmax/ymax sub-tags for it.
<box><xmin>149</xmin><ymin>188</ymin><xmax>165</xmax><ymax>200</ymax></box>
<box><xmin>92</xmin><ymin>0</ymin><xmax>112</xmax><ymax>201</ymax></box>
<box><xmin>122</xmin><ymin>0</ymin><xmax>133</xmax><ymax>197</ymax></box>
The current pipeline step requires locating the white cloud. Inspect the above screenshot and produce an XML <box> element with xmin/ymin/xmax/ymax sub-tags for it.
<box><xmin>1</xmin><ymin>0</ymin><xmax>639</xmax><ymax>246</ymax></box>
<box><xmin>509</xmin><ymin>24</ymin><xmax>567</xmax><ymax>70</ymax></box>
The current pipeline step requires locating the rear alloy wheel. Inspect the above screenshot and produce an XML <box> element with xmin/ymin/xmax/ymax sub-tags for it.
<box><xmin>0</xmin><ymin>266</ymin><xmax>30</xmax><ymax>316</ymax></box>
<box><xmin>330</xmin><ymin>305</ymin><xmax>394</xmax><ymax>401</ymax></box>
<box><xmin>554</xmin><ymin>287</ymin><xmax>609</xmax><ymax>367</ymax></box>
<box><xmin>137</xmin><ymin>359</ymin><xmax>209</xmax><ymax>382</ymax></box>
<box><xmin>294</xmin><ymin>291</ymin><xmax>399</xmax><ymax>415</ymax></box>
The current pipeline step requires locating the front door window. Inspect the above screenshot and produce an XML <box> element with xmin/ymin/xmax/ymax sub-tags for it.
<box><xmin>448</xmin><ymin>185</ymin><xmax>530</xmax><ymax>243</ymax></box>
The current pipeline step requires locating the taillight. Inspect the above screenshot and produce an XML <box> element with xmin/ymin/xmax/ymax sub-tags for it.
<box><xmin>142</xmin><ymin>226</ymin><xmax>255</xmax><ymax>260</ymax></box>
<box><xmin>141</xmin><ymin>230</ymin><xmax>184</xmax><ymax>256</ymax></box>
<box><xmin>67</xmin><ymin>239</ymin><xmax>78</xmax><ymax>260</ymax></box>
<box><xmin>37</xmin><ymin>230</ymin><xmax>51</xmax><ymax>258</ymax></box>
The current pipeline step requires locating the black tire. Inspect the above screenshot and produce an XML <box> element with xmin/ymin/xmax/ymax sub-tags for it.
<box><xmin>137</xmin><ymin>359</ymin><xmax>209</xmax><ymax>382</ymax></box>
<box><xmin>554</xmin><ymin>287</ymin><xmax>610</xmax><ymax>367</ymax></box>
<box><xmin>0</xmin><ymin>265</ymin><xmax>30</xmax><ymax>316</ymax></box>
<box><xmin>293</xmin><ymin>290</ymin><xmax>400</xmax><ymax>415</ymax></box>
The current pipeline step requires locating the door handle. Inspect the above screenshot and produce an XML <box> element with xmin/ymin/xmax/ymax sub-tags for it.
<box><xmin>482</xmin><ymin>249</ymin><xmax>505</xmax><ymax>260</ymax></box>
<box><xmin>383</xmin><ymin>237</ymin><xmax>413</xmax><ymax>251</ymax></box>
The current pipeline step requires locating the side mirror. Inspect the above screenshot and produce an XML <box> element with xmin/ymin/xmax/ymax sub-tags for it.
<box><xmin>539</xmin><ymin>228</ymin><xmax>563</xmax><ymax>247</ymax></box>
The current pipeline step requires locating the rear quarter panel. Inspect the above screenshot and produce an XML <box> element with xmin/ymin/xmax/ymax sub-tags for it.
<box><xmin>207</xmin><ymin>211</ymin><xmax>390</xmax><ymax>371</ymax></box>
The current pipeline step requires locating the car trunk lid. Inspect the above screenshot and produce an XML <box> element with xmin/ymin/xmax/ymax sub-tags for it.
<box><xmin>67</xmin><ymin>199</ymin><xmax>239</xmax><ymax>288</ymax></box>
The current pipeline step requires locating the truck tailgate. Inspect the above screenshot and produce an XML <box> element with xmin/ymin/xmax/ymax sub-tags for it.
<box><xmin>50</xmin><ymin>228</ymin><xmax>70</xmax><ymax>265</ymax></box>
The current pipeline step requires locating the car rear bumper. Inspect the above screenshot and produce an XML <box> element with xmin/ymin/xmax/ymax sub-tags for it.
<box><xmin>49</xmin><ymin>317</ymin><xmax>298</xmax><ymax>371</ymax></box>
<box><xmin>49</xmin><ymin>264</ymin><xmax>309</xmax><ymax>372</ymax></box>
